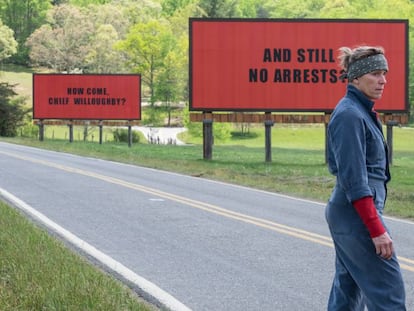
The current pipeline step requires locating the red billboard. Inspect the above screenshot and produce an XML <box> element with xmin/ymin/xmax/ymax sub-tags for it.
<box><xmin>33</xmin><ymin>74</ymin><xmax>141</xmax><ymax>120</ymax></box>
<box><xmin>190</xmin><ymin>19</ymin><xmax>408</xmax><ymax>112</ymax></box>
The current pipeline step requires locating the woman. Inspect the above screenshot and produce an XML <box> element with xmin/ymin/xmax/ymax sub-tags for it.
<box><xmin>325</xmin><ymin>45</ymin><xmax>406</xmax><ymax>310</ymax></box>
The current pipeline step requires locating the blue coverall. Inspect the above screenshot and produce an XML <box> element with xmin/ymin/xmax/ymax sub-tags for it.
<box><xmin>325</xmin><ymin>84</ymin><xmax>406</xmax><ymax>310</ymax></box>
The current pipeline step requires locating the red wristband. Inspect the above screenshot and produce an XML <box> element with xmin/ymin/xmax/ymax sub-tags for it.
<box><xmin>352</xmin><ymin>196</ymin><xmax>386</xmax><ymax>238</ymax></box>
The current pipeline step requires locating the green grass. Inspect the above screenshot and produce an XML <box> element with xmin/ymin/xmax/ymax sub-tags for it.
<box><xmin>0</xmin><ymin>64</ymin><xmax>34</xmax><ymax>101</ymax></box>
<box><xmin>0</xmin><ymin>201</ymin><xmax>156</xmax><ymax>311</ymax></box>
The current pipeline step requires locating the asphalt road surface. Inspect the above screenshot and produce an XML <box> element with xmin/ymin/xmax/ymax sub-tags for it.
<box><xmin>0</xmin><ymin>142</ymin><xmax>413</xmax><ymax>311</ymax></box>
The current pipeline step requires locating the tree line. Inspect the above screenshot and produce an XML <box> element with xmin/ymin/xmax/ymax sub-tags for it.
<box><xmin>1</xmin><ymin>0</ymin><xmax>414</xmax><ymax>130</ymax></box>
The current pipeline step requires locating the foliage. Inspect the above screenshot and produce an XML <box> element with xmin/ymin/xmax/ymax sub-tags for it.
<box><xmin>198</xmin><ymin>0</ymin><xmax>239</xmax><ymax>17</ymax></box>
<box><xmin>84</xmin><ymin>23</ymin><xmax>125</xmax><ymax>73</ymax></box>
<box><xmin>19</xmin><ymin>120</ymin><xmax>39</xmax><ymax>138</ymax></box>
<box><xmin>212</xmin><ymin>122</ymin><xmax>233</xmax><ymax>142</ymax></box>
<box><xmin>68</xmin><ymin>0</ymin><xmax>111</xmax><ymax>5</ymax></box>
<box><xmin>0</xmin><ymin>19</ymin><xmax>17</xmax><ymax>62</ymax></box>
<box><xmin>161</xmin><ymin>0</ymin><xmax>196</xmax><ymax>16</ymax></box>
<box><xmin>117</xmin><ymin>19</ymin><xmax>178</xmax><ymax>105</ymax></box>
<box><xmin>0</xmin><ymin>82</ymin><xmax>29</xmax><ymax>137</ymax></box>
<box><xmin>26</xmin><ymin>4</ymin><xmax>94</xmax><ymax>72</ymax></box>
<box><xmin>0</xmin><ymin>0</ymin><xmax>51</xmax><ymax>64</ymax></box>
<box><xmin>112</xmin><ymin>128</ymin><xmax>140</xmax><ymax>143</ymax></box>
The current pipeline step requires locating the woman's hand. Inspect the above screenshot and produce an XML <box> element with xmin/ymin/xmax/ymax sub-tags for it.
<box><xmin>372</xmin><ymin>232</ymin><xmax>394</xmax><ymax>260</ymax></box>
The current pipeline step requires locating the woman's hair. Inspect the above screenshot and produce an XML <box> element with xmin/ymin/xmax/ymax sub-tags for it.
<box><xmin>338</xmin><ymin>46</ymin><xmax>385</xmax><ymax>72</ymax></box>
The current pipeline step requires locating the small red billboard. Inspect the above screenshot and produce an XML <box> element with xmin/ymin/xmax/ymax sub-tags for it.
<box><xmin>190</xmin><ymin>19</ymin><xmax>408</xmax><ymax>112</ymax></box>
<box><xmin>33</xmin><ymin>74</ymin><xmax>141</xmax><ymax>120</ymax></box>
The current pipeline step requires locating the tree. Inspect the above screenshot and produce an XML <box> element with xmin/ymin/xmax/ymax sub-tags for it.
<box><xmin>113</xmin><ymin>0</ymin><xmax>162</xmax><ymax>25</ymax></box>
<box><xmin>116</xmin><ymin>19</ymin><xmax>175</xmax><ymax>105</ymax></box>
<box><xmin>0</xmin><ymin>19</ymin><xmax>18</xmax><ymax>62</ymax></box>
<box><xmin>68</xmin><ymin>0</ymin><xmax>111</xmax><ymax>5</ymax></box>
<box><xmin>198</xmin><ymin>0</ymin><xmax>238</xmax><ymax>17</ymax></box>
<box><xmin>81</xmin><ymin>3</ymin><xmax>132</xmax><ymax>73</ymax></box>
<box><xmin>155</xmin><ymin>52</ymin><xmax>182</xmax><ymax>126</ymax></box>
<box><xmin>161</xmin><ymin>0</ymin><xmax>195</xmax><ymax>16</ymax></box>
<box><xmin>0</xmin><ymin>82</ymin><xmax>29</xmax><ymax>137</ymax></box>
<box><xmin>84</xmin><ymin>24</ymin><xmax>125</xmax><ymax>73</ymax></box>
<box><xmin>26</xmin><ymin>4</ymin><xmax>94</xmax><ymax>72</ymax></box>
<box><xmin>0</xmin><ymin>0</ymin><xmax>51</xmax><ymax>64</ymax></box>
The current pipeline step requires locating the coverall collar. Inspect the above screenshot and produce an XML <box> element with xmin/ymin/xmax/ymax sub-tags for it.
<box><xmin>346</xmin><ymin>84</ymin><xmax>375</xmax><ymax>113</ymax></box>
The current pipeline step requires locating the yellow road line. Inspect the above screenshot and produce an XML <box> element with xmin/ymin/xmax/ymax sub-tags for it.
<box><xmin>2</xmin><ymin>149</ymin><xmax>414</xmax><ymax>272</ymax></box>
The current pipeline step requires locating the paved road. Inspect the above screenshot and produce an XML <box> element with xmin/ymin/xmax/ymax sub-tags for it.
<box><xmin>0</xmin><ymin>142</ymin><xmax>413</xmax><ymax>311</ymax></box>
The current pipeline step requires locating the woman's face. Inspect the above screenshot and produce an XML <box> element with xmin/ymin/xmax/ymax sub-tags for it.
<box><xmin>353</xmin><ymin>70</ymin><xmax>387</xmax><ymax>100</ymax></box>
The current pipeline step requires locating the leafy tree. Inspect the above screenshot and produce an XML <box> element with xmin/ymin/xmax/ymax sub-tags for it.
<box><xmin>68</xmin><ymin>0</ymin><xmax>111</xmax><ymax>5</ymax></box>
<box><xmin>114</xmin><ymin>0</ymin><xmax>162</xmax><ymax>24</ymax></box>
<box><xmin>161</xmin><ymin>0</ymin><xmax>195</xmax><ymax>16</ymax></box>
<box><xmin>116</xmin><ymin>19</ymin><xmax>175</xmax><ymax>105</ymax></box>
<box><xmin>0</xmin><ymin>82</ymin><xmax>29</xmax><ymax>137</ymax></box>
<box><xmin>84</xmin><ymin>24</ymin><xmax>125</xmax><ymax>73</ymax></box>
<box><xmin>198</xmin><ymin>0</ymin><xmax>238</xmax><ymax>17</ymax></box>
<box><xmin>0</xmin><ymin>19</ymin><xmax>17</xmax><ymax>62</ymax></box>
<box><xmin>81</xmin><ymin>3</ymin><xmax>132</xmax><ymax>72</ymax></box>
<box><xmin>233</xmin><ymin>0</ymin><xmax>258</xmax><ymax>17</ymax></box>
<box><xmin>0</xmin><ymin>0</ymin><xmax>51</xmax><ymax>64</ymax></box>
<box><xmin>265</xmin><ymin>0</ymin><xmax>324</xmax><ymax>18</ymax></box>
<box><xmin>86</xmin><ymin>3</ymin><xmax>130</xmax><ymax>37</ymax></box>
<box><xmin>26</xmin><ymin>4</ymin><xmax>94</xmax><ymax>72</ymax></box>
<box><xmin>165</xmin><ymin>1</ymin><xmax>202</xmax><ymax>102</ymax></box>
<box><xmin>155</xmin><ymin>51</ymin><xmax>183</xmax><ymax>126</ymax></box>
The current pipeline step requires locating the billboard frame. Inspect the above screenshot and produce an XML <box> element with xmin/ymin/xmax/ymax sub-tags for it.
<box><xmin>33</xmin><ymin>73</ymin><xmax>142</xmax><ymax>120</ymax></box>
<box><xmin>189</xmin><ymin>18</ymin><xmax>409</xmax><ymax>114</ymax></box>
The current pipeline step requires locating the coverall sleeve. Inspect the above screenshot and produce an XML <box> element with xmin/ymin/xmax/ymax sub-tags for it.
<box><xmin>328</xmin><ymin>108</ymin><xmax>373</xmax><ymax>203</ymax></box>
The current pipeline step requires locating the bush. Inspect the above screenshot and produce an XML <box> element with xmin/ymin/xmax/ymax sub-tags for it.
<box><xmin>19</xmin><ymin>120</ymin><xmax>39</xmax><ymax>138</ymax></box>
<box><xmin>0</xmin><ymin>82</ymin><xmax>30</xmax><ymax>137</ymax></box>
<box><xmin>112</xmin><ymin>128</ymin><xmax>140</xmax><ymax>143</ymax></box>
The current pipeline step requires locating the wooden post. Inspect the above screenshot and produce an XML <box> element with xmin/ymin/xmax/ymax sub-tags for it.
<box><xmin>324</xmin><ymin>113</ymin><xmax>330</xmax><ymax>164</ymax></box>
<box><xmin>386</xmin><ymin>120</ymin><xmax>398</xmax><ymax>165</ymax></box>
<box><xmin>128</xmin><ymin>122</ymin><xmax>132</xmax><ymax>147</ymax></box>
<box><xmin>264</xmin><ymin>112</ymin><xmax>274</xmax><ymax>162</ymax></box>
<box><xmin>99</xmin><ymin>120</ymin><xmax>103</xmax><ymax>144</ymax></box>
<box><xmin>203</xmin><ymin>112</ymin><xmax>213</xmax><ymax>160</ymax></box>
<box><xmin>68</xmin><ymin>120</ymin><xmax>73</xmax><ymax>143</ymax></box>
<box><xmin>38</xmin><ymin>120</ymin><xmax>44</xmax><ymax>141</ymax></box>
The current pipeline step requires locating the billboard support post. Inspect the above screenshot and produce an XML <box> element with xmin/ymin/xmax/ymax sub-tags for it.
<box><xmin>386</xmin><ymin>118</ymin><xmax>399</xmax><ymax>165</ymax></box>
<box><xmin>38</xmin><ymin>119</ymin><xmax>44</xmax><ymax>141</ymax></box>
<box><xmin>203</xmin><ymin>112</ymin><xmax>213</xmax><ymax>160</ymax></box>
<box><xmin>324</xmin><ymin>113</ymin><xmax>330</xmax><ymax>164</ymax></box>
<box><xmin>68</xmin><ymin>120</ymin><xmax>73</xmax><ymax>143</ymax></box>
<box><xmin>128</xmin><ymin>123</ymin><xmax>132</xmax><ymax>148</ymax></box>
<box><xmin>264</xmin><ymin>112</ymin><xmax>274</xmax><ymax>162</ymax></box>
<box><xmin>99</xmin><ymin>120</ymin><xmax>103</xmax><ymax>145</ymax></box>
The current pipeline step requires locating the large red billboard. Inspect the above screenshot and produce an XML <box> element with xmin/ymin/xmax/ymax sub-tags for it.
<box><xmin>190</xmin><ymin>19</ymin><xmax>408</xmax><ymax>112</ymax></box>
<box><xmin>33</xmin><ymin>74</ymin><xmax>141</xmax><ymax>120</ymax></box>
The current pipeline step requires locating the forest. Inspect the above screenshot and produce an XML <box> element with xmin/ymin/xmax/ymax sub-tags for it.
<box><xmin>1</xmin><ymin>0</ymin><xmax>414</xmax><ymax>118</ymax></box>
